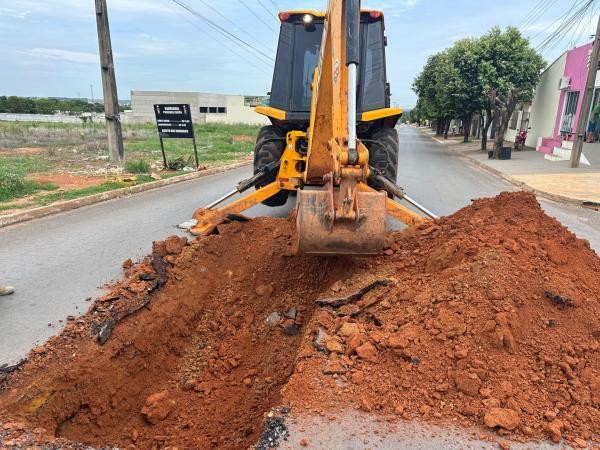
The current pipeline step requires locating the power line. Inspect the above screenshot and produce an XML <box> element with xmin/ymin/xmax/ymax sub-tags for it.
<box><xmin>171</xmin><ymin>0</ymin><xmax>275</xmax><ymax>63</ymax></box>
<box><xmin>256</xmin><ymin>0</ymin><xmax>279</xmax><ymax>22</ymax></box>
<box><xmin>518</xmin><ymin>0</ymin><xmax>550</xmax><ymax>29</ymax></box>
<box><xmin>194</xmin><ymin>0</ymin><xmax>275</xmax><ymax>54</ymax></box>
<box><xmin>568</xmin><ymin>5</ymin><xmax>589</xmax><ymax>47</ymax></box>
<box><xmin>166</xmin><ymin>0</ymin><xmax>270</xmax><ymax>72</ymax></box>
<box><xmin>267</xmin><ymin>0</ymin><xmax>279</xmax><ymax>12</ymax></box>
<box><xmin>528</xmin><ymin>0</ymin><xmax>588</xmax><ymax>42</ymax></box>
<box><xmin>537</xmin><ymin>0</ymin><xmax>593</xmax><ymax>51</ymax></box>
<box><xmin>237</xmin><ymin>0</ymin><xmax>278</xmax><ymax>33</ymax></box>
<box><xmin>520</xmin><ymin>0</ymin><xmax>562</xmax><ymax>32</ymax></box>
<box><xmin>536</xmin><ymin>0</ymin><xmax>596</xmax><ymax>56</ymax></box>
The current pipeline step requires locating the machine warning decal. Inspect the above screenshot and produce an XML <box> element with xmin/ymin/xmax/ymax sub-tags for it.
<box><xmin>333</xmin><ymin>59</ymin><xmax>340</xmax><ymax>83</ymax></box>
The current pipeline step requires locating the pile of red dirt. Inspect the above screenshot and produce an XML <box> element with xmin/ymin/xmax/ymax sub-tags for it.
<box><xmin>0</xmin><ymin>192</ymin><xmax>598</xmax><ymax>449</ymax></box>
<box><xmin>285</xmin><ymin>192</ymin><xmax>600</xmax><ymax>447</ymax></box>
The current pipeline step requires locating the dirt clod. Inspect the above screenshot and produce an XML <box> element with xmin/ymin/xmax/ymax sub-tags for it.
<box><xmin>141</xmin><ymin>391</ymin><xmax>176</xmax><ymax>425</ymax></box>
<box><xmin>484</xmin><ymin>408</ymin><xmax>520</xmax><ymax>431</ymax></box>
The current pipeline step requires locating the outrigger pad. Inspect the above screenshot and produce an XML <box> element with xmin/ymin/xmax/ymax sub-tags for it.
<box><xmin>294</xmin><ymin>189</ymin><xmax>387</xmax><ymax>255</ymax></box>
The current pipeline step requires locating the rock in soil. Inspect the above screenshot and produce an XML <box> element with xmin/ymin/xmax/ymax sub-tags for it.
<box><xmin>141</xmin><ymin>391</ymin><xmax>176</xmax><ymax>425</ymax></box>
<box><xmin>0</xmin><ymin>192</ymin><xmax>599</xmax><ymax>449</ymax></box>
<box><xmin>483</xmin><ymin>408</ymin><xmax>520</xmax><ymax>431</ymax></box>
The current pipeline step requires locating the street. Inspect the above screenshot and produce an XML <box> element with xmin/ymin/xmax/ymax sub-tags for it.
<box><xmin>1</xmin><ymin>126</ymin><xmax>599</xmax><ymax>366</ymax></box>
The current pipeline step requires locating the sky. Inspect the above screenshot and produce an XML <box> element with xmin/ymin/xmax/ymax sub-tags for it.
<box><xmin>0</xmin><ymin>0</ymin><xmax>597</xmax><ymax>108</ymax></box>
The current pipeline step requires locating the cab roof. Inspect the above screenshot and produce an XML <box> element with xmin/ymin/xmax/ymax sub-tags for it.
<box><xmin>279</xmin><ymin>10</ymin><xmax>384</xmax><ymax>19</ymax></box>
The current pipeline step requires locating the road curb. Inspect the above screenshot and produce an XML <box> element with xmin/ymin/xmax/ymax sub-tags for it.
<box><xmin>0</xmin><ymin>160</ymin><xmax>251</xmax><ymax>229</ymax></box>
<box><xmin>419</xmin><ymin>130</ymin><xmax>587</xmax><ymax>207</ymax></box>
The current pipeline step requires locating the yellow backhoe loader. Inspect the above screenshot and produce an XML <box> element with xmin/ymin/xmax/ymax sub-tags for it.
<box><xmin>191</xmin><ymin>0</ymin><xmax>436</xmax><ymax>255</ymax></box>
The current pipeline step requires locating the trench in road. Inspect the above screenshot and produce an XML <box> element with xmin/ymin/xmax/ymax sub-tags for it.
<box><xmin>0</xmin><ymin>126</ymin><xmax>598</xmax><ymax>367</ymax></box>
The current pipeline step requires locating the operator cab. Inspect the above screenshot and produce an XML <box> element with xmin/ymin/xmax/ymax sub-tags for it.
<box><xmin>257</xmin><ymin>10</ymin><xmax>394</xmax><ymax>129</ymax></box>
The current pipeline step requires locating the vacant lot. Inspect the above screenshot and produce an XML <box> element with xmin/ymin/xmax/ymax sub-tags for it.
<box><xmin>0</xmin><ymin>121</ymin><xmax>260</xmax><ymax>212</ymax></box>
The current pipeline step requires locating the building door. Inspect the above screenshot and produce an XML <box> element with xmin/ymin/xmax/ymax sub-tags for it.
<box><xmin>559</xmin><ymin>91</ymin><xmax>579</xmax><ymax>137</ymax></box>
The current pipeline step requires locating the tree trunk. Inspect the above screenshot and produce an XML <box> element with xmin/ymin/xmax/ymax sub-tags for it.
<box><xmin>481</xmin><ymin>109</ymin><xmax>493</xmax><ymax>151</ymax></box>
<box><xmin>463</xmin><ymin>114</ymin><xmax>471</xmax><ymax>143</ymax></box>
<box><xmin>437</xmin><ymin>119</ymin><xmax>444</xmax><ymax>136</ymax></box>
<box><xmin>492</xmin><ymin>106</ymin><xmax>506</xmax><ymax>158</ymax></box>
<box><xmin>490</xmin><ymin>113</ymin><xmax>498</xmax><ymax>139</ymax></box>
<box><xmin>443</xmin><ymin>119</ymin><xmax>450</xmax><ymax>139</ymax></box>
<box><xmin>493</xmin><ymin>89</ymin><xmax>519</xmax><ymax>159</ymax></box>
<box><xmin>471</xmin><ymin>115</ymin><xmax>478</xmax><ymax>139</ymax></box>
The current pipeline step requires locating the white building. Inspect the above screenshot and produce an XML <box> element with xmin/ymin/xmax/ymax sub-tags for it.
<box><xmin>525</xmin><ymin>52</ymin><xmax>568</xmax><ymax>149</ymax></box>
<box><xmin>124</xmin><ymin>91</ymin><xmax>270</xmax><ymax>125</ymax></box>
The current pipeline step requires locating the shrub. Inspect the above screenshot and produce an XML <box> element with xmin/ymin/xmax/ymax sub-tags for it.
<box><xmin>0</xmin><ymin>172</ymin><xmax>26</xmax><ymax>201</ymax></box>
<box><xmin>0</xmin><ymin>172</ymin><xmax>57</xmax><ymax>202</ymax></box>
<box><xmin>166</xmin><ymin>156</ymin><xmax>193</xmax><ymax>170</ymax></box>
<box><xmin>126</xmin><ymin>159</ymin><xmax>150</xmax><ymax>174</ymax></box>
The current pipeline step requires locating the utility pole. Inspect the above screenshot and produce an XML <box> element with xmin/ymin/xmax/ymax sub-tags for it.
<box><xmin>90</xmin><ymin>84</ymin><xmax>94</xmax><ymax>103</ymax></box>
<box><xmin>95</xmin><ymin>0</ymin><xmax>124</xmax><ymax>165</ymax></box>
<box><xmin>570</xmin><ymin>15</ymin><xmax>600</xmax><ymax>168</ymax></box>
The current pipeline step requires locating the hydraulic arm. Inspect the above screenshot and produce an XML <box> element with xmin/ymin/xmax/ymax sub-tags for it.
<box><xmin>191</xmin><ymin>0</ymin><xmax>436</xmax><ymax>254</ymax></box>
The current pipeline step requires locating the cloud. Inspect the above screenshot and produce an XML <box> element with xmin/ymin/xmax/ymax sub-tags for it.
<box><xmin>18</xmin><ymin>48</ymin><xmax>100</xmax><ymax>64</ymax></box>
<box><xmin>379</xmin><ymin>0</ymin><xmax>423</xmax><ymax>16</ymax></box>
<box><xmin>0</xmin><ymin>0</ymin><xmax>175</xmax><ymax>20</ymax></box>
<box><xmin>0</xmin><ymin>7</ymin><xmax>29</xmax><ymax>19</ymax></box>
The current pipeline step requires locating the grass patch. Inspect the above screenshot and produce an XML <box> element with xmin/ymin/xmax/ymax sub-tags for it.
<box><xmin>0</xmin><ymin>121</ymin><xmax>260</xmax><ymax>209</ymax></box>
<box><xmin>34</xmin><ymin>183</ymin><xmax>128</xmax><ymax>205</ymax></box>
<box><xmin>124</xmin><ymin>123</ymin><xmax>259</xmax><ymax>164</ymax></box>
<box><xmin>33</xmin><ymin>176</ymin><xmax>156</xmax><ymax>206</ymax></box>
<box><xmin>0</xmin><ymin>172</ymin><xmax>58</xmax><ymax>202</ymax></box>
<box><xmin>125</xmin><ymin>158</ymin><xmax>150</xmax><ymax>174</ymax></box>
<box><xmin>0</xmin><ymin>156</ymin><xmax>51</xmax><ymax>175</ymax></box>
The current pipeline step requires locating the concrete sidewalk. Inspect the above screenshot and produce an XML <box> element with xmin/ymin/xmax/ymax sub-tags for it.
<box><xmin>419</xmin><ymin>128</ymin><xmax>600</xmax><ymax>205</ymax></box>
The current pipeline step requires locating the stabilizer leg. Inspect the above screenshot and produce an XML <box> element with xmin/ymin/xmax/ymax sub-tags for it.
<box><xmin>191</xmin><ymin>182</ymin><xmax>286</xmax><ymax>236</ymax></box>
<box><xmin>356</xmin><ymin>183</ymin><xmax>427</xmax><ymax>227</ymax></box>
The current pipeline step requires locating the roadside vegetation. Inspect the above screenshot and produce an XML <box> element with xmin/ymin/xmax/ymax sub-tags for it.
<box><xmin>0</xmin><ymin>121</ymin><xmax>260</xmax><ymax>212</ymax></box>
<box><xmin>411</xmin><ymin>26</ymin><xmax>545</xmax><ymax>158</ymax></box>
<box><xmin>0</xmin><ymin>155</ymin><xmax>57</xmax><ymax>202</ymax></box>
<box><xmin>0</xmin><ymin>96</ymin><xmax>115</xmax><ymax>115</ymax></box>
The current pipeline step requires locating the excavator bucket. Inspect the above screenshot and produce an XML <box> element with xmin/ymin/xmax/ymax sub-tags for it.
<box><xmin>294</xmin><ymin>189</ymin><xmax>387</xmax><ymax>255</ymax></box>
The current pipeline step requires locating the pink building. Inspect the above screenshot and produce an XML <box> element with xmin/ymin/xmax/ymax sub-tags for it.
<box><xmin>534</xmin><ymin>42</ymin><xmax>598</xmax><ymax>162</ymax></box>
<box><xmin>554</xmin><ymin>43</ymin><xmax>592</xmax><ymax>139</ymax></box>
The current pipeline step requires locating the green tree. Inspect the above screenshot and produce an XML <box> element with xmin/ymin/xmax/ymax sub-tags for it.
<box><xmin>412</xmin><ymin>26</ymin><xmax>545</xmax><ymax>153</ymax></box>
<box><xmin>478</xmin><ymin>27</ymin><xmax>545</xmax><ymax>157</ymax></box>
<box><xmin>409</xmin><ymin>103</ymin><xmax>421</xmax><ymax>124</ymax></box>
<box><xmin>446</xmin><ymin>38</ymin><xmax>484</xmax><ymax>143</ymax></box>
<box><xmin>413</xmin><ymin>52</ymin><xmax>457</xmax><ymax>138</ymax></box>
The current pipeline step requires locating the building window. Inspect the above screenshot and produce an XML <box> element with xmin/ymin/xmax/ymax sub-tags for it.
<box><xmin>200</xmin><ymin>106</ymin><xmax>226</xmax><ymax>114</ymax></box>
<box><xmin>560</xmin><ymin>91</ymin><xmax>580</xmax><ymax>135</ymax></box>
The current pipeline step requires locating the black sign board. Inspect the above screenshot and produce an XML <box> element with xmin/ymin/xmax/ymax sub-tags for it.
<box><xmin>153</xmin><ymin>104</ymin><xmax>199</xmax><ymax>169</ymax></box>
<box><xmin>154</xmin><ymin>104</ymin><xmax>194</xmax><ymax>139</ymax></box>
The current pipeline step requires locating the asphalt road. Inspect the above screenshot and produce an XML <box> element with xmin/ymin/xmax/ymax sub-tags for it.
<box><xmin>0</xmin><ymin>126</ymin><xmax>598</xmax><ymax>366</ymax></box>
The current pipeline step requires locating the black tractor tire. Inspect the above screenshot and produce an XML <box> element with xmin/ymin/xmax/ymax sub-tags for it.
<box><xmin>253</xmin><ymin>125</ymin><xmax>289</xmax><ymax>207</ymax></box>
<box><xmin>366</xmin><ymin>127</ymin><xmax>399</xmax><ymax>192</ymax></box>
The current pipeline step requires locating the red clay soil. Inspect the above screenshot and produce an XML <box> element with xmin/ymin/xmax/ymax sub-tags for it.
<box><xmin>284</xmin><ymin>192</ymin><xmax>600</xmax><ymax>447</ymax></box>
<box><xmin>0</xmin><ymin>192</ymin><xmax>598</xmax><ymax>449</ymax></box>
<box><xmin>28</xmin><ymin>173</ymin><xmax>106</xmax><ymax>190</ymax></box>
